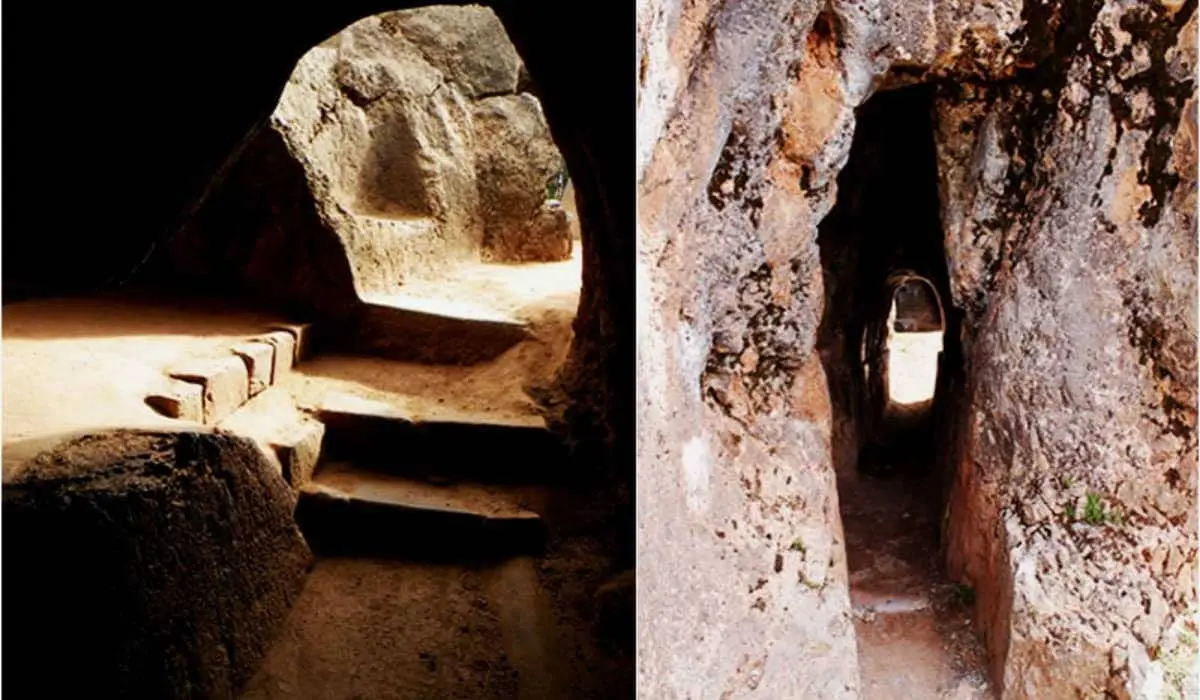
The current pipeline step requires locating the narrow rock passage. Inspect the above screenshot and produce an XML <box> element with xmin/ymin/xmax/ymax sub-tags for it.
<box><xmin>839</xmin><ymin>463</ymin><xmax>991</xmax><ymax>699</ymax></box>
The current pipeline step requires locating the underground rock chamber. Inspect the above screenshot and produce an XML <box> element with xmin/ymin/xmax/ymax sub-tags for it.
<box><xmin>2</xmin><ymin>6</ymin><xmax>630</xmax><ymax>700</ymax></box>
<box><xmin>179</xmin><ymin>10</ymin><xmax>615</xmax><ymax>700</ymax></box>
<box><xmin>816</xmin><ymin>84</ymin><xmax>988</xmax><ymax>696</ymax></box>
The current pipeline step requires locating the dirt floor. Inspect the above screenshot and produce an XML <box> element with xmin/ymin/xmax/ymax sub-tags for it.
<box><xmin>839</xmin><ymin>466</ymin><xmax>992</xmax><ymax>699</ymax></box>
<box><xmin>240</xmin><ymin>557</ymin><xmax>522</xmax><ymax>700</ymax></box>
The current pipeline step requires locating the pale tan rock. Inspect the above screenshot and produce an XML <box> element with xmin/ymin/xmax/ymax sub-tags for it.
<box><xmin>271</xmin><ymin>418</ymin><xmax>325</xmax><ymax>489</ymax></box>
<box><xmin>215</xmin><ymin>386</ymin><xmax>324</xmax><ymax>491</ymax></box>
<box><xmin>256</xmin><ymin>330</ymin><xmax>297</xmax><ymax>382</ymax></box>
<box><xmin>379</xmin><ymin>5</ymin><xmax>520</xmax><ymax>98</ymax></box>
<box><xmin>520</xmin><ymin>202</ymin><xmax>573</xmax><ymax>262</ymax></box>
<box><xmin>145</xmin><ymin>379</ymin><xmax>205</xmax><ymax>423</ymax></box>
<box><xmin>231</xmin><ymin>341</ymin><xmax>275</xmax><ymax>396</ymax></box>
<box><xmin>268</xmin><ymin>323</ymin><xmax>312</xmax><ymax>363</ymax></box>
<box><xmin>637</xmin><ymin>0</ymin><xmax>1195</xmax><ymax>698</ymax></box>
<box><xmin>474</xmin><ymin>94</ymin><xmax>567</xmax><ymax>262</ymax></box>
<box><xmin>170</xmin><ymin>356</ymin><xmax>251</xmax><ymax>425</ymax></box>
<box><xmin>171</xmin><ymin>6</ymin><xmax>571</xmax><ymax>313</ymax></box>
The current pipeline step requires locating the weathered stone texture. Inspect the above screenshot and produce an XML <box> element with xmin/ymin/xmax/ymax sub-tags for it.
<box><xmin>169</xmin><ymin>355</ymin><xmax>252</xmax><ymax>425</ymax></box>
<box><xmin>936</xmin><ymin>4</ymin><xmax>1198</xmax><ymax>696</ymax></box>
<box><xmin>232</xmin><ymin>341</ymin><xmax>275</xmax><ymax>396</ymax></box>
<box><xmin>474</xmin><ymin>94</ymin><xmax>570</xmax><ymax>262</ymax></box>
<box><xmin>169</xmin><ymin>6</ymin><xmax>572</xmax><ymax>320</ymax></box>
<box><xmin>2</xmin><ymin>430</ymin><xmax>312</xmax><ymax>698</ymax></box>
<box><xmin>638</xmin><ymin>0</ymin><xmax>1196</xmax><ymax>697</ymax></box>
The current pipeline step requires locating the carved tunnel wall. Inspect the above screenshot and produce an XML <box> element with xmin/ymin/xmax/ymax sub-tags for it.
<box><xmin>638</xmin><ymin>1</ymin><xmax>1195</xmax><ymax>697</ymax></box>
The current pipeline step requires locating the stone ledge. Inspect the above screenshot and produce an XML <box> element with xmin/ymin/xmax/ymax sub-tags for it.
<box><xmin>270</xmin><ymin>418</ymin><xmax>326</xmax><ymax>489</ymax></box>
<box><xmin>145</xmin><ymin>378</ymin><xmax>205</xmax><ymax>422</ymax></box>
<box><xmin>169</xmin><ymin>355</ymin><xmax>251</xmax><ymax>425</ymax></box>
<box><xmin>148</xmin><ymin>322</ymin><xmax>314</xmax><ymax>425</ymax></box>
<box><xmin>231</xmin><ymin>341</ymin><xmax>276</xmax><ymax>396</ymax></box>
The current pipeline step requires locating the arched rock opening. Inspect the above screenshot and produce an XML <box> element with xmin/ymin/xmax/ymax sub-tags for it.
<box><xmin>3</xmin><ymin>3</ymin><xmax>634</xmax><ymax>698</ymax></box>
<box><xmin>3</xmin><ymin>0</ymin><xmax>634</xmax><ymax>495</ymax></box>
<box><xmin>873</xmin><ymin>273</ymin><xmax>945</xmax><ymax>407</ymax></box>
<box><xmin>817</xmin><ymin>83</ymin><xmax>961</xmax><ymax>482</ymax></box>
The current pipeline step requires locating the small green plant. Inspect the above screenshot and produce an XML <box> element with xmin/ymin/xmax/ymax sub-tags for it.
<box><xmin>1064</xmin><ymin>502</ymin><xmax>1077</xmax><ymax>521</ymax></box>
<box><xmin>789</xmin><ymin>538</ymin><xmax>806</xmax><ymax>554</ymax></box>
<box><xmin>1060</xmin><ymin>474</ymin><xmax>1075</xmax><ymax>489</ymax></box>
<box><xmin>1084</xmin><ymin>493</ymin><xmax>1106</xmax><ymax>524</ymax></box>
<box><xmin>545</xmin><ymin>164</ymin><xmax>568</xmax><ymax>201</ymax></box>
<box><xmin>952</xmin><ymin>584</ymin><xmax>976</xmax><ymax>606</ymax></box>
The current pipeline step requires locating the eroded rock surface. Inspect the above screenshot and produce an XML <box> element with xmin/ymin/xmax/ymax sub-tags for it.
<box><xmin>170</xmin><ymin>5</ymin><xmax>575</xmax><ymax>317</ymax></box>
<box><xmin>474</xmin><ymin>94</ymin><xmax>572</xmax><ymax>262</ymax></box>
<box><xmin>935</xmin><ymin>5</ymin><xmax>1198</xmax><ymax>696</ymax></box>
<box><xmin>638</xmin><ymin>0</ymin><xmax>1196</xmax><ymax>697</ymax></box>
<box><xmin>2</xmin><ymin>430</ymin><xmax>311</xmax><ymax>698</ymax></box>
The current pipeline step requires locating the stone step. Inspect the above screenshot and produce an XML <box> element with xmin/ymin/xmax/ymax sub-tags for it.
<box><xmin>214</xmin><ymin>386</ymin><xmax>325</xmax><ymax>490</ymax></box>
<box><xmin>295</xmin><ymin>462</ymin><xmax>546</xmax><ymax>561</ymax></box>
<box><xmin>147</xmin><ymin>323</ymin><xmax>313</xmax><ymax>425</ymax></box>
<box><xmin>315</xmin><ymin>404</ymin><xmax>566</xmax><ymax>485</ymax></box>
<box><xmin>341</xmin><ymin>251</ymin><xmax>579</xmax><ymax>367</ymax></box>
<box><xmin>342</xmin><ymin>300</ymin><xmax>531</xmax><ymax>366</ymax></box>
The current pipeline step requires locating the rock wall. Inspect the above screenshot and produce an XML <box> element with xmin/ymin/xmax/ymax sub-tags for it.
<box><xmin>474</xmin><ymin>93</ymin><xmax>572</xmax><ymax>261</ymax></box>
<box><xmin>638</xmin><ymin>2</ymin><xmax>866</xmax><ymax>695</ymax></box>
<box><xmin>167</xmin><ymin>5</ymin><xmax>574</xmax><ymax>314</ymax></box>
<box><xmin>2</xmin><ymin>430</ymin><xmax>311</xmax><ymax>698</ymax></box>
<box><xmin>936</xmin><ymin>4</ymin><xmax>1198</xmax><ymax>696</ymax></box>
<box><xmin>637</xmin><ymin>0</ymin><xmax>1196</xmax><ymax>697</ymax></box>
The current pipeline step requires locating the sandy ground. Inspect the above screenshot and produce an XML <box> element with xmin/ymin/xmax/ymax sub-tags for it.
<box><xmin>364</xmin><ymin>248</ymin><xmax>581</xmax><ymax>329</ymax></box>
<box><xmin>241</xmin><ymin>557</ymin><xmax>523</xmax><ymax>700</ymax></box>
<box><xmin>242</xmin><ymin>540</ymin><xmax>623</xmax><ymax>700</ymax></box>
<box><xmin>839</xmin><ymin>468</ymin><xmax>992</xmax><ymax>699</ymax></box>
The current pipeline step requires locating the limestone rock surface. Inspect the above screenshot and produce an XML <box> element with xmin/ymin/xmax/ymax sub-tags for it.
<box><xmin>474</xmin><ymin>93</ymin><xmax>571</xmax><ymax>262</ymax></box>
<box><xmin>171</xmin><ymin>6</ymin><xmax>573</xmax><ymax>319</ymax></box>
<box><xmin>637</xmin><ymin>0</ymin><xmax>1196</xmax><ymax>697</ymax></box>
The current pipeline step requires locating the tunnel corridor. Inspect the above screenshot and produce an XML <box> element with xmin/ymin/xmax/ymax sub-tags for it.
<box><xmin>815</xmin><ymin>84</ymin><xmax>988</xmax><ymax>697</ymax></box>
